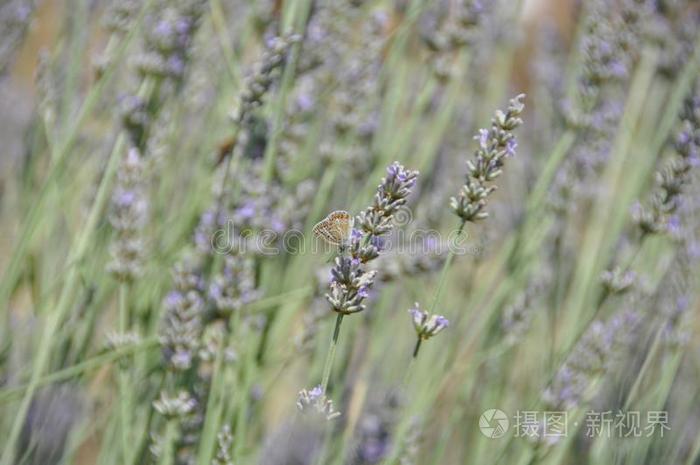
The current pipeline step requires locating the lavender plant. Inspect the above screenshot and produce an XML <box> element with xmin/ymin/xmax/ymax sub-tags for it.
<box><xmin>320</xmin><ymin>162</ymin><xmax>418</xmax><ymax>392</ymax></box>
<box><xmin>2</xmin><ymin>2</ymin><xmax>700</xmax><ymax>465</ymax></box>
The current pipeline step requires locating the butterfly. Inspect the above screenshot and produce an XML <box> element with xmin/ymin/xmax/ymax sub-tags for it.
<box><xmin>313</xmin><ymin>210</ymin><xmax>354</xmax><ymax>246</ymax></box>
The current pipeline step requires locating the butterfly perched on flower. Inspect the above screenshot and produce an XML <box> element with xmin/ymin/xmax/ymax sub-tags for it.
<box><xmin>313</xmin><ymin>210</ymin><xmax>354</xmax><ymax>246</ymax></box>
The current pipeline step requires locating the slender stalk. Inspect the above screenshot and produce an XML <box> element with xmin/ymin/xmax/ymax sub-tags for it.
<box><xmin>195</xmin><ymin>334</ymin><xmax>227</xmax><ymax>465</ymax></box>
<box><xmin>400</xmin><ymin>338</ymin><xmax>421</xmax><ymax>387</ymax></box>
<box><xmin>129</xmin><ymin>373</ymin><xmax>166</xmax><ymax>465</ymax></box>
<box><xmin>412</xmin><ymin>337</ymin><xmax>423</xmax><ymax>359</ymax></box>
<box><xmin>320</xmin><ymin>313</ymin><xmax>344</xmax><ymax>393</ymax></box>
<box><xmin>233</xmin><ymin>329</ymin><xmax>259</xmax><ymax>461</ymax></box>
<box><xmin>623</xmin><ymin>325</ymin><xmax>664</xmax><ymax>411</ymax></box>
<box><xmin>157</xmin><ymin>420</ymin><xmax>178</xmax><ymax>465</ymax></box>
<box><xmin>118</xmin><ymin>284</ymin><xmax>132</xmax><ymax>464</ymax></box>
<box><xmin>214</xmin><ymin>125</ymin><xmax>241</xmax><ymax>218</ymax></box>
<box><xmin>261</xmin><ymin>0</ymin><xmax>312</xmax><ymax>183</ymax></box>
<box><xmin>685</xmin><ymin>421</ymin><xmax>700</xmax><ymax>465</ymax></box>
<box><xmin>209</xmin><ymin>0</ymin><xmax>242</xmax><ymax>84</ymax></box>
<box><xmin>428</xmin><ymin>220</ymin><xmax>466</xmax><ymax>315</ymax></box>
<box><xmin>0</xmin><ymin>338</ymin><xmax>158</xmax><ymax>404</ymax></box>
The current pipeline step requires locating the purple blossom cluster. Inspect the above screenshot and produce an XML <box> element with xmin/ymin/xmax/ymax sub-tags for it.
<box><xmin>297</xmin><ymin>385</ymin><xmax>341</xmax><ymax>420</ymax></box>
<box><xmin>231</xmin><ymin>34</ymin><xmax>301</xmax><ymax>125</ymax></box>
<box><xmin>159</xmin><ymin>258</ymin><xmax>206</xmax><ymax>371</ymax></box>
<box><xmin>634</xmin><ymin>84</ymin><xmax>700</xmax><ymax>235</ymax></box>
<box><xmin>420</xmin><ymin>0</ymin><xmax>484</xmax><ymax>79</ymax></box>
<box><xmin>102</xmin><ymin>0</ymin><xmax>140</xmax><ymax>35</ymax></box>
<box><xmin>326</xmin><ymin>162</ymin><xmax>419</xmax><ymax>315</ymax></box>
<box><xmin>108</xmin><ymin>148</ymin><xmax>148</xmax><ymax>282</ymax></box>
<box><xmin>543</xmin><ymin>310</ymin><xmax>639</xmax><ymax>411</ymax></box>
<box><xmin>451</xmin><ymin>94</ymin><xmax>525</xmax><ymax>223</ymax></box>
<box><xmin>208</xmin><ymin>254</ymin><xmax>261</xmax><ymax>319</ymax></box>
<box><xmin>408</xmin><ymin>302</ymin><xmax>449</xmax><ymax>341</ymax></box>
<box><xmin>135</xmin><ymin>0</ymin><xmax>205</xmax><ymax>80</ymax></box>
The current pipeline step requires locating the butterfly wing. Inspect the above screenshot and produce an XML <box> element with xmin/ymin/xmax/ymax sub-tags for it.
<box><xmin>313</xmin><ymin>222</ymin><xmax>341</xmax><ymax>246</ymax></box>
<box><xmin>313</xmin><ymin>210</ymin><xmax>352</xmax><ymax>246</ymax></box>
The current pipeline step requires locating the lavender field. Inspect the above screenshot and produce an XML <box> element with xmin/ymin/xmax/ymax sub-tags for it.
<box><xmin>0</xmin><ymin>0</ymin><xmax>699</xmax><ymax>464</ymax></box>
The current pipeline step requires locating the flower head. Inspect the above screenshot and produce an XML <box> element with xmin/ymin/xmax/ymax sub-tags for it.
<box><xmin>107</xmin><ymin>148</ymin><xmax>148</xmax><ymax>282</ymax></box>
<box><xmin>634</xmin><ymin>84</ymin><xmax>699</xmax><ymax>236</ymax></box>
<box><xmin>408</xmin><ymin>302</ymin><xmax>449</xmax><ymax>340</ymax></box>
<box><xmin>356</xmin><ymin>162</ymin><xmax>419</xmax><ymax>239</ymax></box>
<box><xmin>153</xmin><ymin>390</ymin><xmax>197</xmax><ymax>419</ymax></box>
<box><xmin>297</xmin><ymin>385</ymin><xmax>341</xmax><ymax>420</ymax></box>
<box><xmin>325</xmin><ymin>162</ymin><xmax>418</xmax><ymax>315</ymax></box>
<box><xmin>451</xmin><ymin>94</ymin><xmax>525</xmax><ymax>223</ymax></box>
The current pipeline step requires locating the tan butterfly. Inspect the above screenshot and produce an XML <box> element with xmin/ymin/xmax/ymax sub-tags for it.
<box><xmin>313</xmin><ymin>210</ymin><xmax>354</xmax><ymax>246</ymax></box>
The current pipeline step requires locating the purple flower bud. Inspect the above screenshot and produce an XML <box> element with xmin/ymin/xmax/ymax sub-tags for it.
<box><xmin>477</xmin><ymin>128</ymin><xmax>489</xmax><ymax>149</ymax></box>
<box><xmin>505</xmin><ymin>138</ymin><xmax>517</xmax><ymax>157</ymax></box>
<box><xmin>666</xmin><ymin>215</ymin><xmax>682</xmax><ymax>236</ymax></box>
<box><xmin>435</xmin><ymin>315</ymin><xmax>449</xmax><ymax>328</ymax></box>
<box><xmin>237</xmin><ymin>202</ymin><xmax>256</xmax><ymax>220</ymax></box>
<box><xmin>309</xmin><ymin>385</ymin><xmax>324</xmax><ymax>398</ymax></box>
<box><xmin>164</xmin><ymin>291</ymin><xmax>183</xmax><ymax>309</ymax></box>
<box><xmin>387</xmin><ymin>162</ymin><xmax>399</xmax><ymax>175</ymax></box>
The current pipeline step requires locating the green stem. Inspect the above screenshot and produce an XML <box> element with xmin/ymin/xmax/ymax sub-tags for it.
<box><xmin>685</xmin><ymin>418</ymin><xmax>700</xmax><ymax>465</ymax></box>
<box><xmin>412</xmin><ymin>338</ymin><xmax>423</xmax><ymax>359</ymax></box>
<box><xmin>320</xmin><ymin>313</ymin><xmax>344</xmax><ymax>394</ymax></box>
<box><xmin>196</xmin><ymin>335</ymin><xmax>227</xmax><ymax>465</ymax></box>
<box><xmin>233</xmin><ymin>330</ymin><xmax>259</xmax><ymax>461</ymax></box>
<box><xmin>428</xmin><ymin>220</ymin><xmax>466</xmax><ymax>314</ymax></box>
<box><xmin>623</xmin><ymin>325</ymin><xmax>663</xmax><ymax>411</ymax></box>
<box><xmin>400</xmin><ymin>338</ymin><xmax>421</xmax><ymax>387</ymax></box>
<box><xmin>261</xmin><ymin>0</ymin><xmax>312</xmax><ymax>183</ymax></box>
<box><xmin>214</xmin><ymin>125</ymin><xmax>241</xmax><ymax>215</ymax></box>
<box><xmin>0</xmin><ymin>338</ymin><xmax>158</xmax><ymax>405</ymax></box>
<box><xmin>209</xmin><ymin>0</ymin><xmax>242</xmax><ymax>84</ymax></box>
<box><xmin>157</xmin><ymin>420</ymin><xmax>178</xmax><ymax>465</ymax></box>
<box><xmin>118</xmin><ymin>284</ymin><xmax>132</xmax><ymax>464</ymax></box>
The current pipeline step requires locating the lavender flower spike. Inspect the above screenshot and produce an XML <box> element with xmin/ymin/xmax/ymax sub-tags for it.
<box><xmin>356</xmin><ymin>161</ymin><xmax>419</xmax><ymax>239</ymax></box>
<box><xmin>325</xmin><ymin>162</ymin><xmax>418</xmax><ymax>315</ymax></box>
<box><xmin>231</xmin><ymin>34</ymin><xmax>301</xmax><ymax>125</ymax></box>
<box><xmin>297</xmin><ymin>385</ymin><xmax>341</xmax><ymax>420</ymax></box>
<box><xmin>107</xmin><ymin>147</ymin><xmax>148</xmax><ymax>282</ymax></box>
<box><xmin>409</xmin><ymin>302</ymin><xmax>449</xmax><ymax>340</ymax></box>
<box><xmin>634</xmin><ymin>85</ymin><xmax>699</xmax><ymax>236</ymax></box>
<box><xmin>451</xmin><ymin>94</ymin><xmax>525</xmax><ymax>223</ymax></box>
<box><xmin>325</xmin><ymin>256</ymin><xmax>377</xmax><ymax>315</ymax></box>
